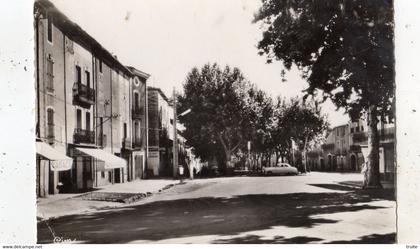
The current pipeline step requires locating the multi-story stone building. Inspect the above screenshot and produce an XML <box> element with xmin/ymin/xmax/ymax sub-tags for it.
<box><xmin>34</xmin><ymin>0</ymin><xmax>149</xmax><ymax>196</ymax></box>
<box><xmin>348</xmin><ymin>119</ymin><xmax>396</xmax><ymax>181</ymax></box>
<box><xmin>147</xmin><ymin>87</ymin><xmax>174</xmax><ymax>176</ymax></box>
<box><xmin>307</xmin><ymin>119</ymin><xmax>395</xmax><ymax>181</ymax></box>
<box><xmin>126</xmin><ymin>67</ymin><xmax>150</xmax><ymax>180</ymax></box>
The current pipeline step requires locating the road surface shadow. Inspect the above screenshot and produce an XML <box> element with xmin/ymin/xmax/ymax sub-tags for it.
<box><xmin>326</xmin><ymin>233</ymin><xmax>396</xmax><ymax>244</ymax></box>
<box><xmin>38</xmin><ymin>188</ymin><xmax>395</xmax><ymax>244</ymax></box>
<box><xmin>214</xmin><ymin>235</ymin><xmax>324</xmax><ymax>244</ymax></box>
<box><xmin>309</xmin><ymin>184</ymin><xmax>358</xmax><ymax>191</ymax></box>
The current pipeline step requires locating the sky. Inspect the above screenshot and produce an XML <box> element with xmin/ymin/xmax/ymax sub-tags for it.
<box><xmin>50</xmin><ymin>0</ymin><xmax>348</xmax><ymax>127</ymax></box>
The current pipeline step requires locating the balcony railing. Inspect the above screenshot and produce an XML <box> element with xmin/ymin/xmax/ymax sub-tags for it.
<box><xmin>98</xmin><ymin>133</ymin><xmax>107</xmax><ymax>148</ymax></box>
<box><xmin>73</xmin><ymin>82</ymin><xmax>95</xmax><ymax>108</ymax></box>
<box><xmin>380</xmin><ymin>127</ymin><xmax>395</xmax><ymax>141</ymax></box>
<box><xmin>321</xmin><ymin>143</ymin><xmax>335</xmax><ymax>151</ymax></box>
<box><xmin>352</xmin><ymin>127</ymin><xmax>395</xmax><ymax>144</ymax></box>
<box><xmin>73</xmin><ymin>128</ymin><xmax>95</xmax><ymax>144</ymax></box>
<box><xmin>349</xmin><ymin>145</ymin><xmax>361</xmax><ymax>152</ymax></box>
<box><xmin>352</xmin><ymin>132</ymin><xmax>368</xmax><ymax>144</ymax></box>
<box><xmin>132</xmin><ymin>107</ymin><xmax>144</xmax><ymax>120</ymax></box>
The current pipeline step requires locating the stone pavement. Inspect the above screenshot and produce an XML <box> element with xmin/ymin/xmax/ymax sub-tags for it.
<box><xmin>37</xmin><ymin>178</ymin><xmax>181</xmax><ymax>220</ymax></box>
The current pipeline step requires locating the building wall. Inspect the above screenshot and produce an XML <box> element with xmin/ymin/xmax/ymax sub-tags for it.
<box><xmin>36</xmin><ymin>15</ymin><xmax>66</xmax><ymax>196</ymax></box>
<box><xmin>148</xmin><ymin>90</ymin><xmax>160</xmax><ymax>175</ymax></box>
<box><xmin>64</xmin><ymin>40</ymin><xmax>95</xmax><ymax>145</ymax></box>
<box><xmin>132</xmin><ymin>76</ymin><xmax>147</xmax><ymax>148</ymax></box>
<box><xmin>95</xmin><ymin>59</ymin><xmax>113</xmax><ymax>186</ymax></box>
<box><xmin>130</xmin><ymin>75</ymin><xmax>148</xmax><ymax>180</ymax></box>
<box><xmin>147</xmin><ymin>88</ymin><xmax>175</xmax><ymax>176</ymax></box>
<box><xmin>309</xmin><ymin>119</ymin><xmax>396</xmax><ymax>182</ymax></box>
<box><xmin>36</xmin><ymin>0</ymin><xmax>153</xmax><ymax>195</ymax></box>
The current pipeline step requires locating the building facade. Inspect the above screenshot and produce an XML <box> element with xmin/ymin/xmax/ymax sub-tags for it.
<box><xmin>126</xmin><ymin>67</ymin><xmax>150</xmax><ymax>180</ymax></box>
<box><xmin>307</xmin><ymin>119</ymin><xmax>395</xmax><ymax>181</ymax></box>
<box><xmin>147</xmin><ymin>87</ymin><xmax>174</xmax><ymax>176</ymax></box>
<box><xmin>35</xmin><ymin>0</ymin><xmax>148</xmax><ymax>196</ymax></box>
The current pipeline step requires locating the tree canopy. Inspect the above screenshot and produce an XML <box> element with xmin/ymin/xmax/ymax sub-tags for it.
<box><xmin>178</xmin><ymin>63</ymin><xmax>255</xmax><ymax>171</ymax></box>
<box><xmin>178</xmin><ymin>63</ymin><xmax>329</xmax><ymax>174</ymax></box>
<box><xmin>254</xmin><ymin>0</ymin><xmax>394</xmax><ymax>121</ymax></box>
<box><xmin>254</xmin><ymin>0</ymin><xmax>394</xmax><ymax>187</ymax></box>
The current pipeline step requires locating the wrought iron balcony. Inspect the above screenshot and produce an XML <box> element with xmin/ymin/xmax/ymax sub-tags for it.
<box><xmin>132</xmin><ymin>106</ymin><xmax>144</xmax><ymax>120</ymax></box>
<box><xmin>352</xmin><ymin>132</ymin><xmax>368</xmax><ymax>144</ymax></box>
<box><xmin>321</xmin><ymin>143</ymin><xmax>335</xmax><ymax>151</ymax></box>
<box><xmin>73</xmin><ymin>128</ymin><xmax>95</xmax><ymax>144</ymax></box>
<box><xmin>349</xmin><ymin>144</ymin><xmax>361</xmax><ymax>152</ymax></box>
<box><xmin>380</xmin><ymin>127</ymin><xmax>395</xmax><ymax>141</ymax></box>
<box><xmin>73</xmin><ymin>82</ymin><xmax>95</xmax><ymax>108</ymax></box>
<box><xmin>351</xmin><ymin>127</ymin><xmax>395</xmax><ymax>144</ymax></box>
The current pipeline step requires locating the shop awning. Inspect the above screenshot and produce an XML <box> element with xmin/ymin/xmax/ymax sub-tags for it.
<box><xmin>36</xmin><ymin>142</ymin><xmax>73</xmax><ymax>171</ymax></box>
<box><xmin>75</xmin><ymin>148</ymin><xmax>127</xmax><ymax>171</ymax></box>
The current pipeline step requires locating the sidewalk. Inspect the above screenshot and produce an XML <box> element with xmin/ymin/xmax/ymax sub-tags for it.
<box><xmin>338</xmin><ymin>180</ymin><xmax>395</xmax><ymax>190</ymax></box>
<box><xmin>37</xmin><ymin>179</ymin><xmax>181</xmax><ymax>220</ymax></box>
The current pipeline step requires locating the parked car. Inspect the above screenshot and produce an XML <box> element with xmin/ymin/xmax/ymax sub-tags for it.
<box><xmin>233</xmin><ymin>168</ymin><xmax>251</xmax><ymax>176</ymax></box>
<box><xmin>262</xmin><ymin>163</ymin><xmax>299</xmax><ymax>176</ymax></box>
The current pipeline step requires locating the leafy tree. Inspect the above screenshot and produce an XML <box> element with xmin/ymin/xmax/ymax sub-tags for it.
<box><xmin>178</xmin><ymin>63</ymin><xmax>255</xmax><ymax>174</ymax></box>
<box><xmin>254</xmin><ymin>0</ymin><xmax>394</xmax><ymax>188</ymax></box>
<box><xmin>244</xmin><ymin>88</ymin><xmax>276</xmax><ymax>169</ymax></box>
<box><xmin>280</xmin><ymin>98</ymin><xmax>329</xmax><ymax>172</ymax></box>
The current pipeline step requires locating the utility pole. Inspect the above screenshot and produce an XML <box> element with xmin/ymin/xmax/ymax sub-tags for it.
<box><xmin>172</xmin><ymin>88</ymin><xmax>178</xmax><ymax>179</ymax></box>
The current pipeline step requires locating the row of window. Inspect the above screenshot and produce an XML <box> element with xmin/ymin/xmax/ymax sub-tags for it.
<box><xmin>44</xmin><ymin>16</ymin><xmax>141</xmax><ymax>145</ymax></box>
<box><xmin>46</xmin><ymin>110</ymin><xmax>142</xmax><ymax>141</ymax></box>
<box><xmin>45</xmin><ymin>55</ymin><xmax>93</xmax><ymax>92</ymax></box>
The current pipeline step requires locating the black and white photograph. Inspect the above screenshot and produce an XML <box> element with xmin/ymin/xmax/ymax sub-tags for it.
<box><xmin>2</xmin><ymin>0</ymin><xmax>420</xmax><ymax>246</ymax></box>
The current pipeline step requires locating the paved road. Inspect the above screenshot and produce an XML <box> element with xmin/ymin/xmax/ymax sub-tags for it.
<box><xmin>38</xmin><ymin>172</ymin><xmax>396</xmax><ymax>244</ymax></box>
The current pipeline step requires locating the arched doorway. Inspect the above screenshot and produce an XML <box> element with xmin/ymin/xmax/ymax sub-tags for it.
<box><xmin>350</xmin><ymin>154</ymin><xmax>357</xmax><ymax>171</ymax></box>
<box><xmin>320</xmin><ymin>158</ymin><xmax>325</xmax><ymax>171</ymax></box>
<box><xmin>333</xmin><ymin>156</ymin><xmax>337</xmax><ymax>171</ymax></box>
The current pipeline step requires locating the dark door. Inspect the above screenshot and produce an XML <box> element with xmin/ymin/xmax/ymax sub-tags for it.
<box><xmin>114</xmin><ymin>168</ymin><xmax>121</xmax><ymax>183</ymax></box>
<box><xmin>333</xmin><ymin>156</ymin><xmax>337</xmax><ymax>171</ymax></box>
<box><xmin>135</xmin><ymin>155</ymin><xmax>143</xmax><ymax>179</ymax></box>
<box><xmin>48</xmin><ymin>161</ymin><xmax>54</xmax><ymax>194</ymax></box>
<box><xmin>82</xmin><ymin>158</ymin><xmax>91</xmax><ymax>190</ymax></box>
<box><xmin>328</xmin><ymin>155</ymin><xmax>332</xmax><ymax>171</ymax></box>
<box><xmin>351</xmin><ymin>155</ymin><xmax>357</xmax><ymax>171</ymax></box>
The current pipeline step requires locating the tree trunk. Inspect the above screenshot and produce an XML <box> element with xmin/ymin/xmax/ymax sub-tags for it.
<box><xmin>363</xmin><ymin>105</ymin><xmax>382</xmax><ymax>189</ymax></box>
<box><xmin>302</xmin><ymin>135</ymin><xmax>309</xmax><ymax>173</ymax></box>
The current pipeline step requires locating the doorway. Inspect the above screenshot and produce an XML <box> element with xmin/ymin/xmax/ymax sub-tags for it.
<box><xmin>135</xmin><ymin>155</ymin><xmax>143</xmax><ymax>179</ymax></box>
<box><xmin>350</xmin><ymin>154</ymin><xmax>357</xmax><ymax>171</ymax></box>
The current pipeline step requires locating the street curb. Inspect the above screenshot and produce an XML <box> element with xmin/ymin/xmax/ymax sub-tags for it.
<box><xmin>337</xmin><ymin>182</ymin><xmax>362</xmax><ymax>189</ymax></box>
<box><xmin>37</xmin><ymin>182</ymin><xmax>184</xmax><ymax>221</ymax></box>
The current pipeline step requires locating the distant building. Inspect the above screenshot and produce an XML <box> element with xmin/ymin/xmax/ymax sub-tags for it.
<box><xmin>147</xmin><ymin>87</ymin><xmax>174</xmax><ymax>176</ymax></box>
<box><xmin>126</xmin><ymin>67</ymin><xmax>150</xmax><ymax>180</ymax></box>
<box><xmin>307</xmin><ymin>119</ymin><xmax>395</xmax><ymax>181</ymax></box>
